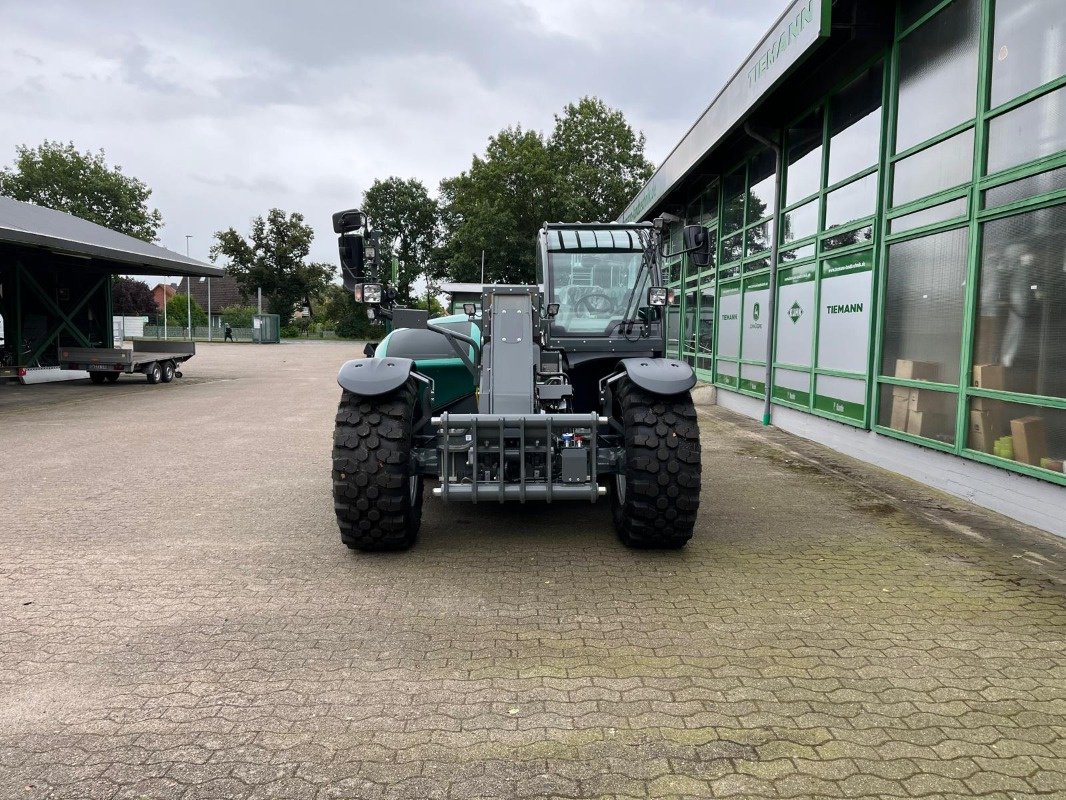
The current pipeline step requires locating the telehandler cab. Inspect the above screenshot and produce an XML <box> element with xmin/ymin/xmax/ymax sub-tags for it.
<box><xmin>330</xmin><ymin>209</ymin><xmax>709</xmax><ymax>551</ymax></box>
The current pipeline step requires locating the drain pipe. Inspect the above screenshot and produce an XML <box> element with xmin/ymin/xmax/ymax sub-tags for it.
<box><xmin>744</xmin><ymin>122</ymin><xmax>783</xmax><ymax>426</ymax></box>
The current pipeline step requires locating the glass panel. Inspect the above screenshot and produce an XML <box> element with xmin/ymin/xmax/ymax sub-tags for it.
<box><xmin>825</xmin><ymin>173</ymin><xmax>877</xmax><ymax>230</ymax></box>
<box><xmin>663</xmin><ymin>257</ymin><xmax>682</xmax><ymax>285</ymax></box>
<box><xmin>889</xmin><ymin>197</ymin><xmax>968</xmax><ymax>233</ymax></box>
<box><xmin>786</xmin><ymin>109</ymin><xmax>823</xmax><ymax>205</ymax></box>
<box><xmin>666</xmin><ymin>305</ymin><xmax>681</xmax><ymax>357</ymax></box>
<box><xmin>822</xmin><ymin>226</ymin><xmax>874</xmax><ymax>251</ymax></box>
<box><xmin>990</xmin><ymin>0</ymin><xmax>1066</xmax><ymax>108</ymax></box>
<box><xmin>878</xmin><ymin>383</ymin><xmax>958</xmax><ymax>444</ymax></box>
<box><xmin>719</xmin><ymin>265</ymin><xmax>741</xmax><ymax>280</ymax></box>
<box><xmin>984</xmin><ymin>165</ymin><xmax>1066</xmax><ymax>207</ymax></box>
<box><xmin>744</xmin><ymin>257</ymin><xmax>771</xmax><ymax>273</ymax></box>
<box><xmin>783</xmin><ymin>199</ymin><xmax>819</xmax><ymax>243</ymax></box>
<box><xmin>827</xmin><ymin>64</ymin><xmax>883</xmax><ymax>186</ymax></box>
<box><xmin>721</xmin><ymin>232</ymin><xmax>743</xmax><ymax>264</ymax></box>
<box><xmin>817</xmin><ymin>250</ymin><xmax>874</xmax><ymax>374</ymax></box>
<box><xmin>880</xmin><ymin>227</ymin><xmax>969</xmax><ymax>384</ymax></box>
<box><xmin>965</xmin><ymin>397</ymin><xmax>1066</xmax><ymax>475</ymax></box>
<box><xmin>900</xmin><ymin>0</ymin><xmax>943</xmax><ymax>31</ymax></box>
<box><xmin>987</xmin><ymin>85</ymin><xmax>1066</xmax><ymax>175</ymax></box>
<box><xmin>745</xmin><ymin>220</ymin><xmax>770</xmax><ymax>255</ymax></box>
<box><xmin>697</xmin><ymin>283</ymin><xmax>715</xmax><ymax>370</ymax></box>
<box><xmin>781</xmin><ymin>242</ymin><xmax>816</xmax><ymax>262</ymax></box>
<box><xmin>699</xmin><ymin>186</ymin><xmax>719</xmax><ymax>224</ymax></box>
<box><xmin>698</xmin><ymin>227</ymin><xmax>718</xmax><ymax>270</ymax></box>
<box><xmin>748</xmin><ymin>150</ymin><xmax>776</xmax><ymax>224</ymax></box>
<box><xmin>815</xmin><ymin>374</ymin><xmax>867</xmax><ymax>423</ymax></box>
<box><xmin>973</xmin><ymin>203</ymin><xmax>1066</xmax><ymax>399</ymax></box>
<box><xmin>682</xmin><ymin>284</ymin><xmax>699</xmax><ymax>358</ymax></box>
<box><xmin>892</xmin><ymin>128</ymin><xmax>974</xmax><ymax>206</ymax></box>
<box><xmin>722</xmin><ymin>169</ymin><xmax>746</xmax><ymax>233</ymax></box>
<box><xmin>548</xmin><ymin>249</ymin><xmax>650</xmax><ymax>336</ymax></box>
<box><xmin>895</xmin><ymin>0</ymin><xmax>979</xmax><ymax>152</ymax></box>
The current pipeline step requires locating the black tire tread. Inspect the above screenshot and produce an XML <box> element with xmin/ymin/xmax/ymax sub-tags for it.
<box><xmin>612</xmin><ymin>380</ymin><xmax>702</xmax><ymax>549</ymax></box>
<box><xmin>332</xmin><ymin>380</ymin><xmax>422</xmax><ymax>551</ymax></box>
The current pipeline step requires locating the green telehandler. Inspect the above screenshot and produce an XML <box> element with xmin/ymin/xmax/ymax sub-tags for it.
<box><xmin>330</xmin><ymin>209</ymin><xmax>709</xmax><ymax>551</ymax></box>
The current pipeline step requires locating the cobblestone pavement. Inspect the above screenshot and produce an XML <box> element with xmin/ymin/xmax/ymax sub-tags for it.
<box><xmin>1</xmin><ymin>341</ymin><xmax>1064</xmax><ymax>799</ymax></box>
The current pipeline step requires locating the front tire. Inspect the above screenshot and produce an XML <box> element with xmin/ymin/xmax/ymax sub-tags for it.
<box><xmin>145</xmin><ymin>362</ymin><xmax>162</xmax><ymax>384</ymax></box>
<box><xmin>611</xmin><ymin>379</ymin><xmax>702</xmax><ymax>549</ymax></box>
<box><xmin>105</xmin><ymin>372</ymin><xmax>120</xmax><ymax>383</ymax></box>
<box><xmin>332</xmin><ymin>379</ymin><xmax>423</xmax><ymax>551</ymax></box>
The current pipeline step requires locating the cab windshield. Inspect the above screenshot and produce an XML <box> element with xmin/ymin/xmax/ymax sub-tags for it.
<box><xmin>547</xmin><ymin>243</ymin><xmax>654</xmax><ymax>336</ymax></box>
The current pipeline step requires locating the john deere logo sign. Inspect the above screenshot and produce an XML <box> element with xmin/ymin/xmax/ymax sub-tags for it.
<box><xmin>753</xmin><ymin>302</ymin><xmax>761</xmax><ymax>321</ymax></box>
<box><xmin>788</xmin><ymin>301</ymin><xmax>803</xmax><ymax>324</ymax></box>
<box><xmin>826</xmin><ymin>302</ymin><xmax>863</xmax><ymax>314</ymax></box>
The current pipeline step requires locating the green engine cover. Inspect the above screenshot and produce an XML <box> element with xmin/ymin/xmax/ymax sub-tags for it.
<box><xmin>375</xmin><ymin>314</ymin><xmax>479</xmax><ymax>411</ymax></box>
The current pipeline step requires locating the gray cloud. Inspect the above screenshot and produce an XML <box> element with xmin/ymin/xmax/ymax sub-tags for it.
<box><xmin>0</xmin><ymin>0</ymin><xmax>786</xmax><ymax>266</ymax></box>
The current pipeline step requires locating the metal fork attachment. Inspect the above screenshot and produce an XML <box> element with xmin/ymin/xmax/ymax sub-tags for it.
<box><xmin>432</xmin><ymin>412</ymin><xmax>608</xmax><ymax>503</ymax></box>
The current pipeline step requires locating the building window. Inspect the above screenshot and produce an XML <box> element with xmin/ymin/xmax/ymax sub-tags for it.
<box><xmin>984</xmin><ymin>165</ymin><xmax>1066</xmax><ymax>208</ymax></box>
<box><xmin>827</xmin><ymin>66</ymin><xmax>882</xmax><ymax>186</ymax></box>
<box><xmin>965</xmin><ymin>397</ymin><xmax>1066</xmax><ymax>475</ymax></box>
<box><xmin>786</xmin><ymin>109</ymin><xmax>823</xmax><ymax>205</ymax></box>
<box><xmin>973</xmin><ymin>203</ymin><xmax>1066</xmax><ymax>399</ymax></box>
<box><xmin>895</xmin><ymin>0</ymin><xmax>979</xmax><ymax>152</ymax></box>
<box><xmin>747</xmin><ymin>149</ymin><xmax>776</xmax><ymax>223</ymax></box>
<box><xmin>986</xmin><ymin>84</ymin><xmax>1066</xmax><ymax>176</ymax></box>
<box><xmin>825</xmin><ymin>173</ymin><xmax>878</xmax><ymax>230</ymax></box>
<box><xmin>880</xmin><ymin>227</ymin><xmax>969</xmax><ymax>385</ymax></box>
<box><xmin>990</xmin><ymin>0</ymin><xmax>1066</xmax><ymax>109</ymax></box>
<box><xmin>892</xmin><ymin>128</ymin><xmax>975</xmax><ymax>206</ymax></box>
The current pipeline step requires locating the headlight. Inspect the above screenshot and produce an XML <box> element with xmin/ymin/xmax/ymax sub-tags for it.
<box><xmin>647</xmin><ymin>286</ymin><xmax>668</xmax><ymax>306</ymax></box>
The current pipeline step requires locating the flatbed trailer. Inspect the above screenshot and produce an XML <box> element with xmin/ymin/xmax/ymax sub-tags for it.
<box><xmin>58</xmin><ymin>340</ymin><xmax>196</xmax><ymax>385</ymax></box>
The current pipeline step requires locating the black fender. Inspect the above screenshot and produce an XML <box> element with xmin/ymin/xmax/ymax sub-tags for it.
<box><xmin>337</xmin><ymin>357</ymin><xmax>414</xmax><ymax>397</ymax></box>
<box><xmin>617</xmin><ymin>357</ymin><xmax>697</xmax><ymax>396</ymax></box>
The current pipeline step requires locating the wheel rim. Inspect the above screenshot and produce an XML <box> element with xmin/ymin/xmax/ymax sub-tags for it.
<box><xmin>615</xmin><ymin>474</ymin><xmax>626</xmax><ymax>502</ymax></box>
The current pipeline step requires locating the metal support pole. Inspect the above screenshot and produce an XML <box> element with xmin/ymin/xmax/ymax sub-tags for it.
<box><xmin>207</xmin><ymin>278</ymin><xmax>212</xmax><ymax>341</ymax></box>
<box><xmin>745</xmin><ymin>123</ymin><xmax>783</xmax><ymax>427</ymax></box>
<box><xmin>163</xmin><ymin>276</ymin><xmax>168</xmax><ymax>340</ymax></box>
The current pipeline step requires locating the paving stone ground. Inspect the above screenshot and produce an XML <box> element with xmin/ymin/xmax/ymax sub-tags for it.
<box><xmin>1</xmin><ymin>340</ymin><xmax>1064</xmax><ymax>800</ymax></box>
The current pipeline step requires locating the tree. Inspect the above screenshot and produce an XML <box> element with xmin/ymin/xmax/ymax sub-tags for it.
<box><xmin>436</xmin><ymin>126</ymin><xmax>557</xmax><ymax>284</ymax></box>
<box><xmin>361</xmin><ymin>177</ymin><xmax>439</xmax><ymax>304</ymax></box>
<box><xmin>111</xmin><ymin>276</ymin><xmax>156</xmax><ymax>315</ymax></box>
<box><xmin>210</xmin><ymin>209</ymin><xmax>334</xmax><ymax>326</ymax></box>
<box><xmin>219</xmin><ymin>304</ymin><xmax>257</xmax><ymax>328</ymax></box>
<box><xmin>435</xmin><ymin>98</ymin><xmax>653</xmax><ymax>285</ymax></box>
<box><xmin>548</xmin><ymin>97</ymin><xmax>654</xmax><ymax>223</ymax></box>
<box><xmin>318</xmin><ymin>283</ymin><xmax>385</xmax><ymax>340</ymax></box>
<box><xmin>0</xmin><ymin>141</ymin><xmax>163</xmax><ymax>241</ymax></box>
<box><xmin>165</xmin><ymin>294</ymin><xmax>208</xmax><ymax>328</ymax></box>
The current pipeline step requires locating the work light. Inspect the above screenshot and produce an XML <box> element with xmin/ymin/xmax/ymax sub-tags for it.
<box><xmin>647</xmin><ymin>286</ymin><xmax>668</xmax><ymax>306</ymax></box>
<box><xmin>463</xmin><ymin>302</ymin><xmax>477</xmax><ymax>317</ymax></box>
<box><xmin>356</xmin><ymin>283</ymin><xmax>383</xmax><ymax>304</ymax></box>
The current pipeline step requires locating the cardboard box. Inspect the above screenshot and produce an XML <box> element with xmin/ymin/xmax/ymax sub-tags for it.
<box><xmin>972</xmin><ymin>364</ymin><xmax>1008</xmax><ymax>390</ymax></box>
<box><xmin>892</xmin><ymin>385</ymin><xmax>913</xmax><ymax>400</ymax></box>
<box><xmin>909</xmin><ymin>388</ymin><xmax>950</xmax><ymax>414</ymax></box>
<box><xmin>974</xmin><ymin>316</ymin><xmax>1003</xmax><ymax>365</ymax></box>
<box><xmin>1040</xmin><ymin>458</ymin><xmax>1064</xmax><ymax>472</ymax></box>
<box><xmin>1010</xmin><ymin>416</ymin><xmax>1048</xmax><ymax>466</ymax></box>
<box><xmin>896</xmin><ymin>359</ymin><xmax>940</xmax><ymax>382</ymax></box>
<box><xmin>968</xmin><ymin>409</ymin><xmax>999</xmax><ymax>453</ymax></box>
<box><xmin>890</xmin><ymin>393</ymin><xmax>910</xmax><ymax>430</ymax></box>
<box><xmin>907</xmin><ymin>410</ymin><xmax>951</xmax><ymax>439</ymax></box>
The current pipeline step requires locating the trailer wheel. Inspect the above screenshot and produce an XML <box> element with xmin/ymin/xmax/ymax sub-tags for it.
<box><xmin>105</xmin><ymin>373</ymin><xmax>120</xmax><ymax>383</ymax></box>
<box><xmin>332</xmin><ymin>379</ymin><xmax>423</xmax><ymax>551</ymax></box>
<box><xmin>161</xmin><ymin>361</ymin><xmax>176</xmax><ymax>383</ymax></box>
<box><xmin>89</xmin><ymin>372</ymin><xmax>107</xmax><ymax>385</ymax></box>
<box><xmin>145</xmin><ymin>362</ymin><xmax>162</xmax><ymax>384</ymax></box>
<box><xmin>611</xmin><ymin>379</ymin><xmax>702</xmax><ymax>549</ymax></box>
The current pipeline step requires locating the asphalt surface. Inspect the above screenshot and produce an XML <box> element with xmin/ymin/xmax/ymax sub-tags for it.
<box><xmin>1</xmin><ymin>340</ymin><xmax>1064</xmax><ymax>800</ymax></box>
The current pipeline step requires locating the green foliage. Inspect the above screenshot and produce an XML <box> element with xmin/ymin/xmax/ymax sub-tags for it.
<box><xmin>318</xmin><ymin>284</ymin><xmax>385</xmax><ymax>339</ymax></box>
<box><xmin>0</xmin><ymin>141</ymin><xmax>163</xmax><ymax>241</ymax></box>
<box><xmin>219</xmin><ymin>304</ymin><xmax>256</xmax><ymax>327</ymax></box>
<box><xmin>210</xmin><ymin>208</ymin><xmax>334</xmax><ymax>326</ymax></box>
<box><xmin>111</xmin><ymin>276</ymin><xmax>156</xmax><ymax>315</ymax></box>
<box><xmin>361</xmin><ymin>177</ymin><xmax>439</xmax><ymax>304</ymax></box>
<box><xmin>165</xmin><ymin>294</ymin><xmax>208</xmax><ymax>327</ymax></box>
<box><xmin>435</xmin><ymin>97</ymin><xmax>653</xmax><ymax>285</ymax></box>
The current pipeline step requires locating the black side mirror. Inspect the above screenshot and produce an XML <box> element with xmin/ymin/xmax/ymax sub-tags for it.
<box><xmin>683</xmin><ymin>224</ymin><xmax>711</xmax><ymax>267</ymax></box>
<box><xmin>338</xmin><ymin>234</ymin><xmax>365</xmax><ymax>290</ymax></box>
<box><xmin>332</xmin><ymin>208</ymin><xmax>367</xmax><ymax>234</ymax></box>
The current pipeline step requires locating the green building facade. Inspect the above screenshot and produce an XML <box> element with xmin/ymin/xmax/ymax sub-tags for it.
<box><xmin>624</xmin><ymin>0</ymin><xmax>1066</xmax><ymax>493</ymax></box>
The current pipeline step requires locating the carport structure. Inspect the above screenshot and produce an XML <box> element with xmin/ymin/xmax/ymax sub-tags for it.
<box><xmin>0</xmin><ymin>197</ymin><xmax>222</xmax><ymax>375</ymax></box>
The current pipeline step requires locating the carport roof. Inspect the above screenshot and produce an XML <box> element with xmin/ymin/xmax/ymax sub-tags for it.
<box><xmin>0</xmin><ymin>196</ymin><xmax>223</xmax><ymax>277</ymax></box>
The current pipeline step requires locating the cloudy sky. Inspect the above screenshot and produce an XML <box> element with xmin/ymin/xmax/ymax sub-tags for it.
<box><xmin>1</xmin><ymin>0</ymin><xmax>785</xmax><ymax>269</ymax></box>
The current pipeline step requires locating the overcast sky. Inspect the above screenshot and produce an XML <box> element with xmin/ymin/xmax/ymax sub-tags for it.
<box><xmin>1</xmin><ymin>0</ymin><xmax>785</xmax><ymax>271</ymax></box>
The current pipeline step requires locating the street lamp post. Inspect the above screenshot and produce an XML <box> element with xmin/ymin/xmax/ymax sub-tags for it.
<box><xmin>185</xmin><ymin>236</ymin><xmax>193</xmax><ymax>340</ymax></box>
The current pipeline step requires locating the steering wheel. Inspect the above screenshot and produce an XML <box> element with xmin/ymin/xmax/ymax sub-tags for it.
<box><xmin>574</xmin><ymin>292</ymin><xmax>616</xmax><ymax>316</ymax></box>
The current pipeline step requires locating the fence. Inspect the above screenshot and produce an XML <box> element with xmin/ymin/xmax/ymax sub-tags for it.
<box><xmin>142</xmin><ymin>325</ymin><xmax>258</xmax><ymax>342</ymax></box>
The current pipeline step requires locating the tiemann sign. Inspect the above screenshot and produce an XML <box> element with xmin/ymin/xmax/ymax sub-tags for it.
<box><xmin>620</xmin><ymin>0</ymin><xmax>829</xmax><ymax>223</ymax></box>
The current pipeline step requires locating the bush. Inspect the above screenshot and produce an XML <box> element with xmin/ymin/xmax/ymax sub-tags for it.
<box><xmin>220</xmin><ymin>305</ymin><xmax>257</xmax><ymax>328</ymax></box>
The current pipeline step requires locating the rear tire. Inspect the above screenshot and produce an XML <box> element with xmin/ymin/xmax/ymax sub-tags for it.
<box><xmin>161</xmin><ymin>361</ymin><xmax>176</xmax><ymax>383</ymax></box>
<box><xmin>145</xmin><ymin>362</ymin><xmax>162</xmax><ymax>384</ymax></box>
<box><xmin>332</xmin><ymin>379</ymin><xmax>423</xmax><ymax>551</ymax></box>
<box><xmin>611</xmin><ymin>379</ymin><xmax>701</xmax><ymax>549</ymax></box>
<box><xmin>89</xmin><ymin>372</ymin><xmax>107</xmax><ymax>385</ymax></box>
<box><xmin>105</xmin><ymin>373</ymin><xmax>120</xmax><ymax>383</ymax></box>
